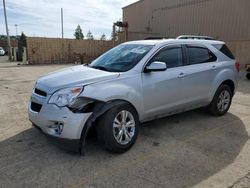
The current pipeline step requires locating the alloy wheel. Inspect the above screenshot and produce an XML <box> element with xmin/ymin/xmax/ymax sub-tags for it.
<box><xmin>112</xmin><ymin>110</ymin><xmax>135</xmax><ymax>145</ymax></box>
<box><xmin>217</xmin><ymin>90</ymin><xmax>231</xmax><ymax>112</ymax></box>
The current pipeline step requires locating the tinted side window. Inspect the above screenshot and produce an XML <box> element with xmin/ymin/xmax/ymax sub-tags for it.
<box><xmin>150</xmin><ymin>47</ymin><xmax>183</xmax><ymax>69</ymax></box>
<box><xmin>187</xmin><ymin>46</ymin><xmax>217</xmax><ymax>65</ymax></box>
<box><xmin>212</xmin><ymin>44</ymin><xmax>235</xmax><ymax>59</ymax></box>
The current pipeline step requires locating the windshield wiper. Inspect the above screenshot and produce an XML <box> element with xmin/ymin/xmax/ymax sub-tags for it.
<box><xmin>91</xmin><ymin>66</ymin><xmax>110</xmax><ymax>71</ymax></box>
<box><xmin>90</xmin><ymin>65</ymin><xmax>122</xmax><ymax>72</ymax></box>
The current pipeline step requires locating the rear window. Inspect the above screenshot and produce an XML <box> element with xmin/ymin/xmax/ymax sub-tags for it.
<box><xmin>186</xmin><ymin>46</ymin><xmax>217</xmax><ymax>65</ymax></box>
<box><xmin>212</xmin><ymin>44</ymin><xmax>235</xmax><ymax>59</ymax></box>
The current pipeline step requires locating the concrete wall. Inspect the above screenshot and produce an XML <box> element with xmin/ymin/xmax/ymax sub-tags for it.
<box><xmin>26</xmin><ymin>37</ymin><xmax>114</xmax><ymax>64</ymax></box>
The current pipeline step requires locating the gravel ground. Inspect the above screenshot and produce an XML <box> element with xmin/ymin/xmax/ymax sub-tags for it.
<box><xmin>0</xmin><ymin>56</ymin><xmax>250</xmax><ymax>188</ymax></box>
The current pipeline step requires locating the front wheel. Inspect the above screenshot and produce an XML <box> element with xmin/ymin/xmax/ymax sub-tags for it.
<box><xmin>96</xmin><ymin>103</ymin><xmax>139</xmax><ymax>153</ymax></box>
<box><xmin>207</xmin><ymin>85</ymin><xmax>233</xmax><ymax>116</ymax></box>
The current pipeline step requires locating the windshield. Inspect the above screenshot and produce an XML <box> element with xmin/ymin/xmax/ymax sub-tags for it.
<box><xmin>89</xmin><ymin>44</ymin><xmax>154</xmax><ymax>72</ymax></box>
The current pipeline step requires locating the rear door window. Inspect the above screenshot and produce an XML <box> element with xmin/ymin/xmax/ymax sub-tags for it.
<box><xmin>186</xmin><ymin>45</ymin><xmax>217</xmax><ymax>65</ymax></box>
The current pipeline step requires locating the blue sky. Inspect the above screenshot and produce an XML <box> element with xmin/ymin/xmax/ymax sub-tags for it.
<box><xmin>0</xmin><ymin>0</ymin><xmax>138</xmax><ymax>39</ymax></box>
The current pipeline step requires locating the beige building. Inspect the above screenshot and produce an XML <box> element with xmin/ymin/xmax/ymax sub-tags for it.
<box><xmin>122</xmin><ymin>0</ymin><xmax>250</xmax><ymax>66</ymax></box>
<box><xmin>123</xmin><ymin>0</ymin><xmax>250</xmax><ymax>41</ymax></box>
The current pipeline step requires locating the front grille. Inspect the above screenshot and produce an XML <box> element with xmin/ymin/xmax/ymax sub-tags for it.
<box><xmin>31</xmin><ymin>102</ymin><xmax>42</xmax><ymax>112</ymax></box>
<box><xmin>34</xmin><ymin>88</ymin><xmax>47</xmax><ymax>97</ymax></box>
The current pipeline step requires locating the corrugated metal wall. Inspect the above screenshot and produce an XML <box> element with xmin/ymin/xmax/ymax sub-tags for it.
<box><xmin>123</xmin><ymin>0</ymin><xmax>250</xmax><ymax>41</ymax></box>
<box><xmin>123</xmin><ymin>0</ymin><xmax>250</xmax><ymax>66</ymax></box>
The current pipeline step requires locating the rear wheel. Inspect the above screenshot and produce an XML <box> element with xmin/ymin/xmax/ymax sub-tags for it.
<box><xmin>96</xmin><ymin>103</ymin><xmax>139</xmax><ymax>153</ymax></box>
<box><xmin>207</xmin><ymin>85</ymin><xmax>233</xmax><ymax>116</ymax></box>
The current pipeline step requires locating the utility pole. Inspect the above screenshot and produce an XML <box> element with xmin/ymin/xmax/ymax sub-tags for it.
<box><xmin>3</xmin><ymin>0</ymin><xmax>12</xmax><ymax>61</ymax></box>
<box><xmin>15</xmin><ymin>24</ymin><xmax>18</xmax><ymax>38</ymax></box>
<box><xmin>61</xmin><ymin>8</ymin><xmax>64</xmax><ymax>38</ymax></box>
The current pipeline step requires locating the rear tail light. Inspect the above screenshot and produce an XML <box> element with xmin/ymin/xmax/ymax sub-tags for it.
<box><xmin>235</xmin><ymin>61</ymin><xmax>240</xmax><ymax>72</ymax></box>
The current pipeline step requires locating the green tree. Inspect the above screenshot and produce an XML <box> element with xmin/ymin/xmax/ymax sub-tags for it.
<box><xmin>0</xmin><ymin>35</ymin><xmax>7</xmax><ymax>40</ymax></box>
<box><xmin>100</xmin><ymin>33</ymin><xmax>106</xmax><ymax>40</ymax></box>
<box><xmin>86</xmin><ymin>30</ymin><xmax>94</xmax><ymax>40</ymax></box>
<box><xmin>74</xmin><ymin>25</ymin><xmax>84</xmax><ymax>40</ymax></box>
<box><xmin>20</xmin><ymin>32</ymin><xmax>26</xmax><ymax>40</ymax></box>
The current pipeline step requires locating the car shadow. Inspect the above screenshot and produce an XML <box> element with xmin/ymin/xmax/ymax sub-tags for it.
<box><xmin>0</xmin><ymin>109</ymin><xmax>248</xmax><ymax>188</ymax></box>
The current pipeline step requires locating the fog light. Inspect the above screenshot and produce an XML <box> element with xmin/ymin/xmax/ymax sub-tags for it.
<box><xmin>48</xmin><ymin>122</ymin><xmax>64</xmax><ymax>135</ymax></box>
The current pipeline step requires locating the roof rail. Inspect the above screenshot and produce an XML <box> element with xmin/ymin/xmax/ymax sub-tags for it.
<box><xmin>176</xmin><ymin>35</ymin><xmax>216</xmax><ymax>40</ymax></box>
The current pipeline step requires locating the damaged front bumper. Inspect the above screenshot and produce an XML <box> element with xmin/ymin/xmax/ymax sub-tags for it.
<box><xmin>28</xmin><ymin>101</ymin><xmax>92</xmax><ymax>153</ymax></box>
<box><xmin>28</xmin><ymin>86</ymin><xmax>129</xmax><ymax>154</ymax></box>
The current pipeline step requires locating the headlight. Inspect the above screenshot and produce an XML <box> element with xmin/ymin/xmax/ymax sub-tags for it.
<box><xmin>48</xmin><ymin>87</ymin><xmax>83</xmax><ymax>107</ymax></box>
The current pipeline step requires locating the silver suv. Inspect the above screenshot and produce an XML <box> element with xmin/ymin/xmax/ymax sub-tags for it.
<box><xmin>28</xmin><ymin>36</ymin><xmax>239</xmax><ymax>154</ymax></box>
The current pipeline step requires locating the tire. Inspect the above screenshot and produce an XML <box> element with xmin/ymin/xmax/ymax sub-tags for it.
<box><xmin>96</xmin><ymin>103</ymin><xmax>139</xmax><ymax>153</ymax></box>
<box><xmin>246</xmin><ymin>73</ymin><xmax>250</xmax><ymax>80</ymax></box>
<box><xmin>207</xmin><ymin>84</ymin><xmax>233</xmax><ymax>116</ymax></box>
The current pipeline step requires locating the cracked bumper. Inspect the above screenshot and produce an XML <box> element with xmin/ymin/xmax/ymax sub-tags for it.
<box><xmin>28</xmin><ymin>101</ymin><xmax>92</xmax><ymax>140</ymax></box>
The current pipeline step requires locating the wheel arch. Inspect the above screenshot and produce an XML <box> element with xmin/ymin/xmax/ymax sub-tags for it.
<box><xmin>107</xmin><ymin>99</ymin><xmax>140</xmax><ymax>119</ymax></box>
<box><xmin>209</xmin><ymin>67</ymin><xmax>237</xmax><ymax>102</ymax></box>
<box><xmin>78</xmin><ymin>99</ymin><xmax>140</xmax><ymax>155</ymax></box>
<box><xmin>220</xmin><ymin>79</ymin><xmax>235</xmax><ymax>94</ymax></box>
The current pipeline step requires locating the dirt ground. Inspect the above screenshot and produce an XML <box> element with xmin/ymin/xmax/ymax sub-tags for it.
<box><xmin>0</xmin><ymin>56</ymin><xmax>250</xmax><ymax>188</ymax></box>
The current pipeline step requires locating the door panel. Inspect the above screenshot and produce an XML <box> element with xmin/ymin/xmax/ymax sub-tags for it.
<box><xmin>142</xmin><ymin>45</ymin><xmax>187</xmax><ymax>119</ymax></box>
<box><xmin>183</xmin><ymin>45</ymin><xmax>219</xmax><ymax>103</ymax></box>
<box><xmin>142</xmin><ymin>44</ymin><xmax>219</xmax><ymax>120</ymax></box>
<box><xmin>142</xmin><ymin>67</ymin><xmax>190</xmax><ymax>119</ymax></box>
<box><xmin>178</xmin><ymin>62</ymin><xmax>218</xmax><ymax>105</ymax></box>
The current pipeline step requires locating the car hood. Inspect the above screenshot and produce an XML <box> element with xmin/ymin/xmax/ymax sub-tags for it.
<box><xmin>36</xmin><ymin>65</ymin><xmax>120</xmax><ymax>94</ymax></box>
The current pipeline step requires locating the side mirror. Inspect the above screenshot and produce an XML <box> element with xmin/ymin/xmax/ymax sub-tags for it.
<box><xmin>145</xmin><ymin>61</ymin><xmax>167</xmax><ymax>72</ymax></box>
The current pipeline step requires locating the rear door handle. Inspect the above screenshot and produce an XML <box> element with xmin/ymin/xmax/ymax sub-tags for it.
<box><xmin>178</xmin><ymin>73</ymin><xmax>187</xmax><ymax>78</ymax></box>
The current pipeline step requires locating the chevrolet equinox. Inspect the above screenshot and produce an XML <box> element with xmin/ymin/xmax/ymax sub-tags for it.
<box><xmin>28</xmin><ymin>36</ymin><xmax>239</xmax><ymax>154</ymax></box>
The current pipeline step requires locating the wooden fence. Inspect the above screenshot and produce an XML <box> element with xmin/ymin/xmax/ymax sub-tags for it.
<box><xmin>25</xmin><ymin>37</ymin><xmax>250</xmax><ymax>68</ymax></box>
<box><xmin>26</xmin><ymin>37</ymin><xmax>115</xmax><ymax>64</ymax></box>
<box><xmin>0</xmin><ymin>40</ymin><xmax>18</xmax><ymax>50</ymax></box>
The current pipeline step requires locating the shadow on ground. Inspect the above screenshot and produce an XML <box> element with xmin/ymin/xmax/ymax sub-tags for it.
<box><xmin>0</xmin><ymin>110</ymin><xmax>248</xmax><ymax>188</ymax></box>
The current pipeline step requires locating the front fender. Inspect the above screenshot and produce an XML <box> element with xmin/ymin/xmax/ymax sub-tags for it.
<box><xmin>78</xmin><ymin>74</ymin><xmax>143</xmax><ymax>155</ymax></box>
<box><xmin>80</xmin><ymin>75</ymin><xmax>143</xmax><ymax>120</ymax></box>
